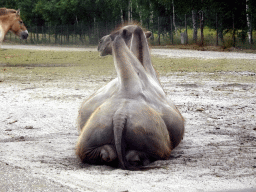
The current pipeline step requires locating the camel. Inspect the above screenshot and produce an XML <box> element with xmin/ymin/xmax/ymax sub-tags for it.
<box><xmin>76</xmin><ymin>25</ymin><xmax>184</xmax><ymax>169</ymax></box>
<box><xmin>78</xmin><ymin>25</ymin><xmax>159</xmax><ymax>133</ymax></box>
<box><xmin>0</xmin><ymin>8</ymin><xmax>28</xmax><ymax>45</ymax></box>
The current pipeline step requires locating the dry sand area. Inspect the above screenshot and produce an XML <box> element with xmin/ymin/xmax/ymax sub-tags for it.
<box><xmin>0</xmin><ymin>46</ymin><xmax>255</xmax><ymax>192</ymax></box>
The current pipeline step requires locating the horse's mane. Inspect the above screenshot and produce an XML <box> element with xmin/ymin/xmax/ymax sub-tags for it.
<box><xmin>0</xmin><ymin>8</ymin><xmax>17</xmax><ymax>16</ymax></box>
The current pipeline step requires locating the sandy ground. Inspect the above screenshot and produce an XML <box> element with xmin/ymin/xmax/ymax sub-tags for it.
<box><xmin>0</xmin><ymin>46</ymin><xmax>256</xmax><ymax>192</ymax></box>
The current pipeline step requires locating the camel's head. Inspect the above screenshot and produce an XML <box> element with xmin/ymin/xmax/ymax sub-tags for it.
<box><xmin>98</xmin><ymin>35</ymin><xmax>113</xmax><ymax>56</ymax></box>
<box><xmin>97</xmin><ymin>25</ymin><xmax>151</xmax><ymax>56</ymax></box>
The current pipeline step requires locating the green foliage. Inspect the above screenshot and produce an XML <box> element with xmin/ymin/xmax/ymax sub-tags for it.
<box><xmin>0</xmin><ymin>0</ymin><xmax>255</xmax><ymax>40</ymax></box>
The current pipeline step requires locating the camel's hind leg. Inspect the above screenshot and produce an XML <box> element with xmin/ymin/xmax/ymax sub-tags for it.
<box><xmin>100</xmin><ymin>145</ymin><xmax>117</xmax><ymax>163</ymax></box>
<box><xmin>76</xmin><ymin>103</ymin><xmax>118</xmax><ymax>165</ymax></box>
<box><xmin>125</xmin><ymin>150</ymin><xmax>151</xmax><ymax>167</ymax></box>
<box><xmin>76</xmin><ymin>122</ymin><xmax>117</xmax><ymax>165</ymax></box>
<box><xmin>76</xmin><ymin>143</ymin><xmax>117</xmax><ymax>165</ymax></box>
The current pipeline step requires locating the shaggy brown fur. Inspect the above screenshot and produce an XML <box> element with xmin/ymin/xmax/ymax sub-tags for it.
<box><xmin>76</xmin><ymin>25</ymin><xmax>184</xmax><ymax>170</ymax></box>
<box><xmin>0</xmin><ymin>8</ymin><xmax>28</xmax><ymax>44</ymax></box>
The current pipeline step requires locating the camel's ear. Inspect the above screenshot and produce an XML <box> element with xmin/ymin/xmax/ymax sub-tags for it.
<box><xmin>145</xmin><ymin>31</ymin><xmax>152</xmax><ymax>38</ymax></box>
<box><xmin>16</xmin><ymin>9</ymin><xmax>20</xmax><ymax>16</ymax></box>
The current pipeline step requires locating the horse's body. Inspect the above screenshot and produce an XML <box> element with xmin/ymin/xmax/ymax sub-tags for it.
<box><xmin>76</xmin><ymin>25</ymin><xmax>184</xmax><ymax>169</ymax></box>
<box><xmin>0</xmin><ymin>8</ymin><xmax>28</xmax><ymax>45</ymax></box>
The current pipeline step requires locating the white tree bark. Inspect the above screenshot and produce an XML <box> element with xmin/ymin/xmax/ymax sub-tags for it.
<box><xmin>128</xmin><ymin>0</ymin><xmax>132</xmax><ymax>23</ymax></box>
<box><xmin>136</xmin><ymin>0</ymin><xmax>142</xmax><ymax>25</ymax></box>
<box><xmin>150</xmin><ymin>3</ymin><xmax>154</xmax><ymax>40</ymax></box>
<box><xmin>172</xmin><ymin>0</ymin><xmax>177</xmax><ymax>33</ymax></box>
<box><xmin>150</xmin><ymin>3</ymin><xmax>153</xmax><ymax>24</ymax></box>
<box><xmin>120</xmin><ymin>8</ymin><xmax>124</xmax><ymax>24</ymax></box>
<box><xmin>200</xmin><ymin>10</ymin><xmax>204</xmax><ymax>45</ymax></box>
<box><xmin>192</xmin><ymin>10</ymin><xmax>197</xmax><ymax>43</ymax></box>
<box><xmin>246</xmin><ymin>0</ymin><xmax>253</xmax><ymax>44</ymax></box>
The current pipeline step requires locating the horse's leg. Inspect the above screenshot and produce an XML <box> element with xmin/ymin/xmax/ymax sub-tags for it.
<box><xmin>0</xmin><ymin>36</ymin><xmax>3</xmax><ymax>49</ymax></box>
<box><xmin>0</xmin><ymin>24</ymin><xmax>6</xmax><ymax>49</ymax></box>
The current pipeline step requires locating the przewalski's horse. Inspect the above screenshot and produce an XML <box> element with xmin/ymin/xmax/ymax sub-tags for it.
<box><xmin>0</xmin><ymin>8</ymin><xmax>28</xmax><ymax>45</ymax></box>
<box><xmin>0</xmin><ymin>8</ymin><xmax>17</xmax><ymax>15</ymax></box>
<box><xmin>76</xmin><ymin>25</ymin><xmax>184</xmax><ymax>169</ymax></box>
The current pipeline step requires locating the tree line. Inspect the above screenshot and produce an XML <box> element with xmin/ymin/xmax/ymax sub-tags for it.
<box><xmin>1</xmin><ymin>0</ymin><xmax>255</xmax><ymax>44</ymax></box>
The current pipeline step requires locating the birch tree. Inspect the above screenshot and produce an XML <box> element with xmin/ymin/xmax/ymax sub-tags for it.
<box><xmin>128</xmin><ymin>0</ymin><xmax>131</xmax><ymax>23</ymax></box>
<box><xmin>136</xmin><ymin>0</ymin><xmax>143</xmax><ymax>25</ymax></box>
<box><xmin>246</xmin><ymin>0</ymin><xmax>253</xmax><ymax>44</ymax></box>
<box><xmin>172</xmin><ymin>0</ymin><xmax>177</xmax><ymax>33</ymax></box>
<box><xmin>192</xmin><ymin>9</ymin><xmax>197</xmax><ymax>43</ymax></box>
<box><xmin>199</xmin><ymin>10</ymin><xmax>204</xmax><ymax>45</ymax></box>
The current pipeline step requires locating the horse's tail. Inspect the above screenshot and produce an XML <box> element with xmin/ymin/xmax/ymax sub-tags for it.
<box><xmin>113</xmin><ymin>107</ymin><xmax>128</xmax><ymax>169</ymax></box>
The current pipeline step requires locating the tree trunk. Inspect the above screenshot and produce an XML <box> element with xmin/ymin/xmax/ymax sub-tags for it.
<box><xmin>131</xmin><ymin>2</ymin><xmax>133</xmax><ymax>23</ymax></box>
<box><xmin>158</xmin><ymin>17</ymin><xmax>160</xmax><ymax>45</ymax></box>
<box><xmin>150</xmin><ymin>3</ymin><xmax>154</xmax><ymax>40</ymax></box>
<box><xmin>218</xmin><ymin>21</ymin><xmax>224</xmax><ymax>45</ymax></box>
<box><xmin>200</xmin><ymin>11</ymin><xmax>204</xmax><ymax>46</ymax></box>
<box><xmin>170</xmin><ymin>16</ymin><xmax>173</xmax><ymax>44</ymax></box>
<box><xmin>216</xmin><ymin>13</ymin><xmax>218</xmax><ymax>46</ymax></box>
<box><xmin>120</xmin><ymin>8</ymin><xmax>124</xmax><ymax>24</ymax></box>
<box><xmin>172</xmin><ymin>0</ymin><xmax>177</xmax><ymax>33</ymax></box>
<box><xmin>192</xmin><ymin>10</ymin><xmax>197</xmax><ymax>43</ymax></box>
<box><xmin>128</xmin><ymin>0</ymin><xmax>132</xmax><ymax>23</ymax></box>
<box><xmin>185</xmin><ymin>14</ymin><xmax>188</xmax><ymax>44</ymax></box>
<box><xmin>246</xmin><ymin>0</ymin><xmax>253</xmax><ymax>44</ymax></box>
<box><xmin>232</xmin><ymin>14</ymin><xmax>236</xmax><ymax>47</ymax></box>
<box><xmin>136</xmin><ymin>0</ymin><xmax>142</xmax><ymax>25</ymax></box>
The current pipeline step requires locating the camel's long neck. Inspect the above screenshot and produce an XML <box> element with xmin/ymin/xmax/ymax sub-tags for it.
<box><xmin>130</xmin><ymin>28</ymin><xmax>159</xmax><ymax>84</ymax></box>
<box><xmin>113</xmin><ymin>35</ymin><xmax>144</xmax><ymax>96</ymax></box>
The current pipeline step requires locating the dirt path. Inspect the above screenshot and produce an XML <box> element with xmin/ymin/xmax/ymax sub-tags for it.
<box><xmin>0</xmin><ymin>71</ymin><xmax>255</xmax><ymax>191</ymax></box>
<box><xmin>0</xmin><ymin>46</ymin><xmax>256</xmax><ymax>191</ymax></box>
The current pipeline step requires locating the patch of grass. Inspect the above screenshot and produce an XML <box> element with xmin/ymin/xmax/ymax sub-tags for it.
<box><xmin>0</xmin><ymin>49</ymin><xmax>115</xmax><ymax>82</ymax></box>
<box><xmin>0</xmin><ymin>49</ymin><xmax>255</xmax><ymax>83</ymax></box>
<box><xmin>0</xmin><ymin>49</ymin><xmax>112</xmax><ymax>67</ymax></box>
<box><xmin>152</xmin><ymin>57</ymin><xmax>256</xmax><ymax>74</ymax></box>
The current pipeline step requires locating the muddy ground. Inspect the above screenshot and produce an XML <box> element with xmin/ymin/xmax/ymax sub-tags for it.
<box><xmin>0</xmin><ymin>47</ymin><xmax>256</xmax><ymax>192</ymax></box>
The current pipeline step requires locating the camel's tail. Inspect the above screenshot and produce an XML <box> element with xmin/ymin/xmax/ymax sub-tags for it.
<box><xmin>113</xmin><ymin>107</ymin><xmax>127</xmax><ymax>169</ymax></box>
